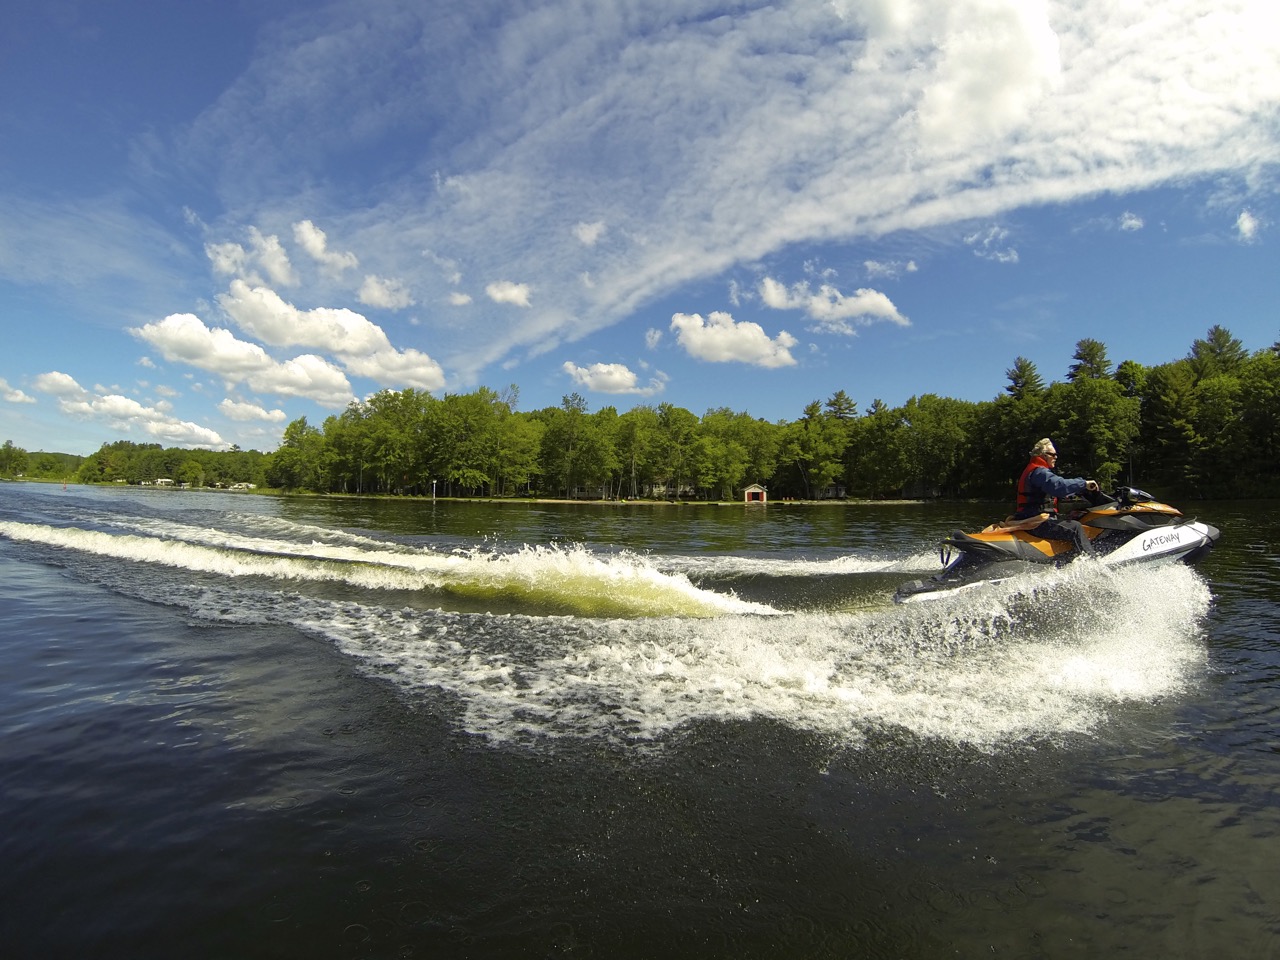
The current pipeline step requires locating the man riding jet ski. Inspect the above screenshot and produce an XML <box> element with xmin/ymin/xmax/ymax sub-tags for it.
<box><xmin>1012</xmin><ymin>438</ymin><xmax>1101</xmax><ymax>558</ymax></box>
<box><xmin>894</xmin><ymin>438</ymin><xmax>1220</xmax><ymax>603</ymax></box>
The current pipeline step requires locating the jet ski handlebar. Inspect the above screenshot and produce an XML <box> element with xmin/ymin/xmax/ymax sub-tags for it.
<box><xmin>1075</xmin><ymin>484</ymin><xmax>1158</xmax><ymax>509</ymax></box>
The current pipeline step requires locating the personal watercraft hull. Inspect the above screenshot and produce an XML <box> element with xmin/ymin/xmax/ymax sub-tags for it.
<box><xmin>893</xmin><ymin>487</ymin><xmax>1219</xmax><ymax>604</ymax></box>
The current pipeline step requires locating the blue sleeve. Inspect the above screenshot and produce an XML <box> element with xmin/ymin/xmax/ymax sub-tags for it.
<box><xmin>1028</xmin><ymin>467</ymin><xmax>1087</xmax><ymax>499</ymax></box>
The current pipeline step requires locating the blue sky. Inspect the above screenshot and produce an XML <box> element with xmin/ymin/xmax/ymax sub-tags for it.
<box><xmin>1</xmin><ymin>0</ymin><xmax>1277</xmax><ymax>455</ymax></box>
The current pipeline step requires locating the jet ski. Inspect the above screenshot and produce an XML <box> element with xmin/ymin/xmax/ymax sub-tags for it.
<box><xmin>894</xmin><ymin>485</ymin><xmax>1220</xmax><ymax>604</ymax></box>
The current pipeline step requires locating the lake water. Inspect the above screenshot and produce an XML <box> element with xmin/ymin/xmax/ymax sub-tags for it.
<box><xmin>2</xmin><ymin>482</ymin><xmax>1277</xmax><ymax>958</ymax></box>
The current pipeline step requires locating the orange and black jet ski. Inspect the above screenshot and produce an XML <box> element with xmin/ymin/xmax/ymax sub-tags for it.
<box><xmin>894</xmin><ymin>485</ymin><xmax>1219</xmax><ymax>603</ymax></box>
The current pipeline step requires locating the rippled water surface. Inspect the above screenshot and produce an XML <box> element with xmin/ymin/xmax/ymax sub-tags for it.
<box><xmin>1</xmin><ymin>483</ymin><xmax>1277</xmax><ymax>957</ymax></box>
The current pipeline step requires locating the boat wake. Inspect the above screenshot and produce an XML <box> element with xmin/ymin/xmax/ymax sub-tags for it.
<box><xmin>0</xmin><ymin>509</ymin><xmax>1213</xmax><ymax>752</ymax></box>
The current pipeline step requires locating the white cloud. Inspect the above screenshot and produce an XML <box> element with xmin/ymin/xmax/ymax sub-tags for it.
<box><xmin>965</xmin><ymin>226</ymin><xmax>1019</xmax><ymax>263</ymax></box>
<box><xmin>1236</xmin><ymin>209</ymin><xmax>1260</xmax><ymax>242</ymax></box>
<box><xmin>1120</xmin><ymin>211</ymin><xmax>1144</xmax><ymax>231</ymax></box>
<box><xmin>573</xmin><ymin>221</ymin><xmax>606</xmax><ymax>246</ymax></box>
<box><xmin>205</xmin><ymin>227</ymin><xmax>299</xmax><ymax>287</ymax></box>
<box><xmin>244</xmin><ymin>354</ymin><xmax>354</xmax><ymax>407</ymax></box>
<box><xmin>562</xmin><ymin>361</ymin><xmax>666</xmax><ymax>396</ymax></box>
<box><xmin>34</xmin><ymin>370</ymin><xmax>92</xmax><ymax>398</ymax></box>
<box><xmin>669</xmin><ymin>312</ymin><xmax>797</xmax><ymax>368</ymax></box>
<box><xmin>912</xmin><ymin>0</ymin><xmax>1063</xmax><ymax>154</ymax></box>
<box><xmin>129</xmin><ymin>312</ymin><xmax>356</xmax><ymax>407</ymax></box>
<box><xmin>0</xmin><ymin>378</ymin><xmax>35</xmax><ymax>403</ymax></box>
<box><xmin>131</xmin><ymin>313</ymin><xmax>276</xmax><ymax>375</ymax></box>
<box><xmin>485</xmin><ymin>280</ymin><xmax>532</xmax><ymax>308</ymax></box>
<box><xmin>215</xmin><ymin>280</ymin><xmax>444</xmax><ymax>390</ymax></box>
<box><xmin>218</xmin><ymin>398</ymin><xmax>288</xmax><ymax>423</ymax></box>
<box><xmin>423</xmin><ymin>250</ymin><xmax>463</xmax><ymax>286</ymax></box>
<box><xmin>293</xmin><ymin>219</ymin><xmax>359</xmax><ymax>272</ymax></box>
<box><xmin>759</xmin><ymin>277</ymin><xmax>909</xmax><ymax>332</ymax></box>
<box><xmin>206</xmin><ymin>241</ymin><xmax>250</xmax><ymax>278</ymax></box>
<box><xmin>448</xmin><ymin>291</ymin><xmax>473</xmax><ymax>306</ymax></box>
<box><xmin>864</xmin><ymin>259</ymin><xmax>918</xmax><ymax>279</ymax></box>
<box><xmin>645</xmin><ymin>328</ymin><xmax>663</xmax><ymax>350</ymax></box>
<box><xmin>248</xmin><ymin>228</ymin><xmax>298</xmax><ymax>287</ymax></box>
<box><xmin>358</xmin><ymin>274</ymin><xmax>416</xmax><ymax>309</ymax></box>
<box><xmin>32</xmin><ymin>372</ymin><xmax>227</xmax><ymax>448</ymax></box>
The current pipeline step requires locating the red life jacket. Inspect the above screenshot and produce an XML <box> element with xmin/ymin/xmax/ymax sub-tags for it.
<box><xmin>1015</xmin><ymin>456</ymin><xmax>1056</xmax><ymax>517</ymax></box>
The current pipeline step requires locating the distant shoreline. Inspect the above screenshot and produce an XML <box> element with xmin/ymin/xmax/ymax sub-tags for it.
<box><xmin>39</xmin><ymin>478</ymin><xmax>943</xmax><ymax>506</ymax></box>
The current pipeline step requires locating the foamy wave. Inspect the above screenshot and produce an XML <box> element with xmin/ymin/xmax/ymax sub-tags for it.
<box><xmin>659</xmin><ymin>550</ymin><xmax>940</xmax><ymax>577</ymax></box>
<box><xmin>0</xmin><ymin>521</ymin><xmax>775</xmax><ymax>619</ymax></box>
<box><xmin>279</xmin><ymin>559</ymin><xmax>1212</xmax><ymax>751</ymax></box>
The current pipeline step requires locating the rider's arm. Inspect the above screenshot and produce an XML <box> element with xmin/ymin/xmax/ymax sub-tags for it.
<box><xmin>1030</xmin><ymin>468</ymin><xmax>1089</xmax><ymax>500</ymax></box>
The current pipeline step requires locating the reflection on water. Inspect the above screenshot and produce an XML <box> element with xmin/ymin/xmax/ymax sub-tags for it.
<box><xmin>1</xmin><ymin>483</ymin><xmax>1278</xmax><ymax>957</ymax></box>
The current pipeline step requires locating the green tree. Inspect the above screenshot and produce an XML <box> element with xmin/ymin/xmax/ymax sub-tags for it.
<box><xmin>614</xmin><ymin>405</ymin><xmax>660</xmax><ymax>499</ymax></box>
<box><xmin>1188</xmin><ymin>374</ymin><xmax>1245</xmax><ymax>495</ymax></box>
<box><xmin>824</xmin><ymin>389</ymin><xmax>858</xmax><ymax>420</ymax></box>
<box><xmin>1045</xmin><ymin>377</ymin><xmax>1139</xmax><ymax>487</ymax></box>
<box><xmin>652</xmin><ymin>402</ymin><xmax>700</xmax><ymax>497</ymax></box>
<box><xmin>777</xmin><ymin>401</ymin><xmax>846</xmax><ymax>499</ymax></box>
<box><xmin>1067</xmin><ymin>338</ymin><xmax>1112</xmax><ymax>381</ymax></box>
<box><xmin>847</xmin><ymin>400</ymin><xmax>909</xmax><ymax>498</ymax></box>
<box><xmin>898</xmin><ymin>394</ymin><xmax>976</xmax><ymax>497</ymax></box>
<box><xmin>539</xmin><ymin>394</ymin><xmax>591</xmax><ymax>497</ymax></box>
<box><xmin>1004</xmin><ymin>356</ymin><xmax>1045</xmax><ymax>399</ymax></box>
<box><xmin>266</xmin><ymin>418</ymin><xmax>332</xmax><ymax>491</ymax></box>
<box><xmin>0</xmin><ymin>440</ymin><xmax>30</xmax><ymax>476</ymax></box>
<box><xmin>1139</xmin><ymin>361</ymin><xmax>1199</xmax><ymax>491</ymax></box>
<box><xmin>697</xmin><ymin>407</ymin><xmax>753</xmax><ymax>499</ymax></box>
<box><xmin>495</xmin><ymin>412</ymin><xmax>544</xmax><ymax>496</ymax></box>
<box><xmin>1188</xmin><ymin>324</ymin><xmax>1247</xmax><ymax>382</ymax></box>
<box><xmin>1114</xmin><ymin>360</ymin><xmax>1148</xmax><ymax>398</ymax></box>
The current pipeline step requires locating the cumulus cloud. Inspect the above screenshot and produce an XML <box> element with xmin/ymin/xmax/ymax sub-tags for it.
<box><xmin>448</xmin><ymin>291</ymin><xmax>473</xmax><ymax>306</ymax></box>
<box><xmin>669</xmin><ymin>312</ymin><xmax>797</xmax><ymax>368</ymax></box>
<box><xmin>293</xmin><ymin>219</ymin><xmax>359</xmax><ymax>272</ymax></box>
<box><xmin>1236</xmin><ymin>209</ymin><xmax>1260</xmax><ymax>242</ymax></box>
<box><xmin>216</xmin><ymin>280</ymin><xmax>444</xmax><ymax>391</ymax></box>
<box><xmin>33</xmin><ymin>371</ymin><xmax>226</xmax><ymax>448</ymax></box>
<box><xmin>129</xmin><ymin>312</ymin><xmax>356</xmax><ymax>407</ymax></box>
<box><xmin>0</xmin><ymin>378</ymin><xmax>35</xmax><ymax>403</ymax></box>
<box><xmin>244</xmin><ymin>354</ymin><xmax>354</xmax><ymax>406</ymax></box>
<box><xmin>1120</xmin><ymin>212</ymin><xmax>1144</xmax><ymax>231</ymax></box>
<box><xmin>759</xmin><ymin>277</ymin><xmax>909</xmax><ymax>333</ymax></box>
<box><xmin>206</xmin><ymin>227</ymin><xmax>298</xmax><ymax>287</ymax></box>
<box><xmin>358</xmin><ymin>274</ymin><xmax>416</xmax><ymax>309</ymax></box>
<box><xmin>485</xmin><ymin>280</ymin><xmax>532</xmax><ymax>307</ymax></box>
<box><xmin>131</xmin><ymin>313</ymin><xmax>275</xmax><ymax>375</ymax></box>
<box><xmin>218</xmin><ymin>398</ymin><xmax>288</xmax><ymax>423</ymax></box>
<box><xmin>562</xmin><ymin>361</ymin><xmax>666</xmax><ymax>396</ymax></box>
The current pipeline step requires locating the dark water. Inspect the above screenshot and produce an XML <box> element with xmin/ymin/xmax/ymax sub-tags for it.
<box><xmin>2</xmin><ymin>483</ymin><xmax>1277</xmax><ymax>958</ymax></box>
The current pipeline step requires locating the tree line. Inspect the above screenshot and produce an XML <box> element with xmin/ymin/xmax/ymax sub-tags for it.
<box><xmin>5</xmin><ymin>324</ymin><xmax>1277</xmax><ymax>501</ymax></box>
